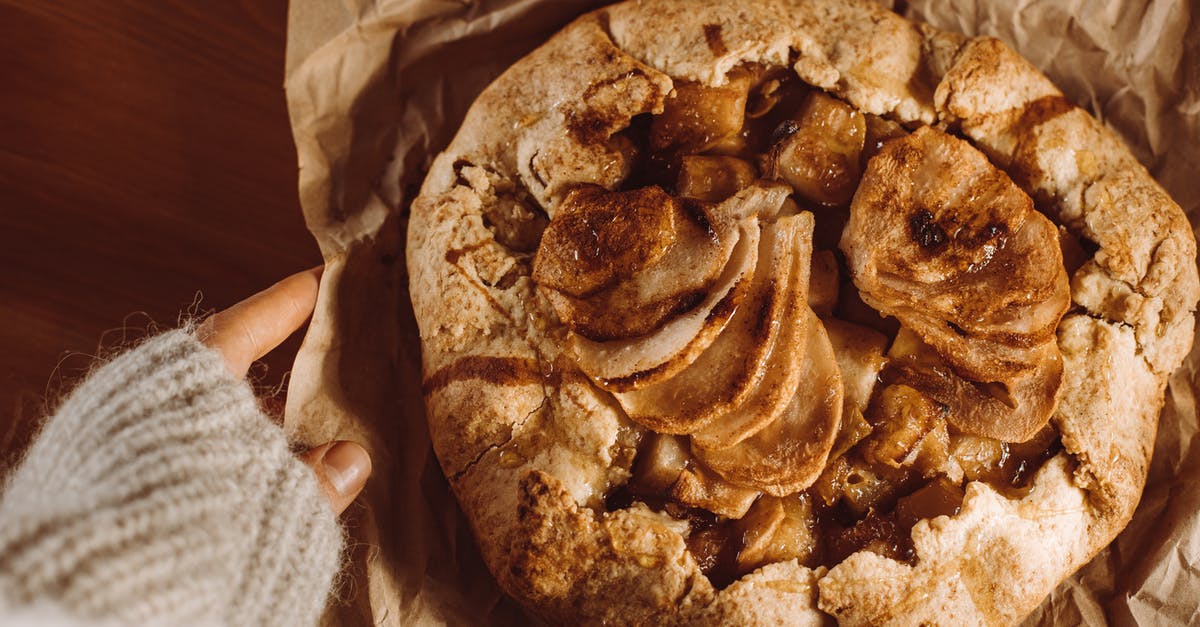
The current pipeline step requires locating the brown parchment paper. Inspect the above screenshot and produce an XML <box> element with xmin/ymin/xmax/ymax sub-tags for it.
<box><xmin>281</xmin><ymin>0</ymin><xmax>1200</xmax><ymax>624</ymax></box>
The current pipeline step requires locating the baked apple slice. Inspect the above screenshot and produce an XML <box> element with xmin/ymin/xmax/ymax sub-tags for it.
<box><xmin>614</xmin><ymin>202</ymin><xmax>798</xmax><ymax>433</ymax></box>
<box><xmin>535</xmin><ymin>185</ymin><xmax>731</xmax><ymax>340</ymax></box>
<box><xmin>763</xmin><ymin>91</ymin><xmax>866</xmax><ymax>206</ymax></box>
<box><xmin>692</xmin><ymin>305</ymin><xmax>843</xmax><ymax>496</ymax></box>
<box><xmin>650</xmin><ymin>71</ymin><xmax>754</xmax><ymax>154</ymax></box>
<box><xmin>841</xmin><ymin>126</ymin><xmax>1070</xmax><ymax>441</ymax></box>
<box><xmin>677</xmin><ymin>155</ymin><xmax>758</xmax><ymax>202</ymax></box>
<box><xmin>886</xmin><ymin>327</ymin><xmax>1063</xmax><ymax>445</ymax></box>
<box><xmin>734</xmin><ymin>494</ymin><xmax>817</xmax><ymax>574</ymax></box>
<box><xmin>627</xmin><ymin>434</ymin><xmax>762</xmax><ymax>520</ymax></box>
<box><xmin>690</xmin><ymin>212</ymin><xmax>812</xmax><ymax>449</ymax></box>
<box><xmin>823</xmin><ymin>317</ymin><xmax>888</xmax><ymax>430</ymax></box>
<box><xmin>566</xmin><ymin>185</ymin><xmax>790</xmax><ymax>391</ymax></box>
<box><xmin>670</xmin><ymin>463</ymin><xmax>760</xmax><ymax>519</ymax></box>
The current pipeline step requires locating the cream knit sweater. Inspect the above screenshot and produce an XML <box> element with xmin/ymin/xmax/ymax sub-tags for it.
<box><xmin>0</xmin><ymin>330</ymin><xmax>343</xmax><ymax>626</ymax></box>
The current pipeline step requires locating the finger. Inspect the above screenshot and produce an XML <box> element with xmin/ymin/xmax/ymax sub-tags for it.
<box><xmin>300</xmin><ymin>441</ymin><xmax>372</xmax><ymax>515</ymax></box>
<box><xmin>198</xmin><ymin>266</ymin><xmax>323</xmax><ymax>377</ymax></box>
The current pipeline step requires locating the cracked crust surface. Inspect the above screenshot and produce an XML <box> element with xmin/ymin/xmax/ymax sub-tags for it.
<box><xmin>406</xmin><ymin>0</ymin><xmax>1199</xmax><ymax>623</ymax></box>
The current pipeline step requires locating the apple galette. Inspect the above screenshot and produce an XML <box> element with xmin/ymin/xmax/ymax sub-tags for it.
<box><xmin>407</xmin><ymin>0</ymin><xmax>1199</xmax><ymax>623</ymax></box>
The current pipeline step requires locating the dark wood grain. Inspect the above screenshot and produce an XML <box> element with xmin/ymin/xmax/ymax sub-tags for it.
<box><xmin>0</xmin><ymin>0</ymin><xmax>320</xmax><ymax>463</ymax></box>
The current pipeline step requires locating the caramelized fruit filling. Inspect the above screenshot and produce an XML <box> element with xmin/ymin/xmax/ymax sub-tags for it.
<box><xmin>529</xmin><ymin>66</ymin><xmax>1072</xmax><ymax>585</ymax></box>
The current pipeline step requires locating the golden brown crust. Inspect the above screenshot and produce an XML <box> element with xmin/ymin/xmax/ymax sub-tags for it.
<box><xmin>407</xmin><ymin>0</ymin><xmax>1199</xmax><ymax>623</ymax></box>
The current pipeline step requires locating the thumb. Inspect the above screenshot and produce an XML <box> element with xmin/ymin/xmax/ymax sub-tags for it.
<box><xmin>300</xmin><ymin>441</ymin><xmax>372</xmax><ymax>515</ymax></box>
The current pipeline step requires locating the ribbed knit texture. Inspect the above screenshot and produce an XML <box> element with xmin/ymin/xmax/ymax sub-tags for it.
<box><xmin>0</xmin><ymin>330</ymin><xmax>343</xmax><ymax>627</ymax></box>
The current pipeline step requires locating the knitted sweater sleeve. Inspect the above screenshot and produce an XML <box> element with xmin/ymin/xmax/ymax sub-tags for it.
<box><xmin>0</xmin><ymin>330</ymin><xmax>343</xmax><ymax>627</ymax></box>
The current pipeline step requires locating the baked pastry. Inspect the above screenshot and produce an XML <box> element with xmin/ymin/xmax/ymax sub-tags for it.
<box><xmin>407</xmin><ymin>0</ymin><xmax>1199</xmax><ymax>623</ymax></box>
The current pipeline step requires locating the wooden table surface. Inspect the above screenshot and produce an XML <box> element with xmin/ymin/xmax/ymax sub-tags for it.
<box><xmin>0</xmin><ymin>0</ymin><xmax>321</xmax><ymax>463</ymax></box>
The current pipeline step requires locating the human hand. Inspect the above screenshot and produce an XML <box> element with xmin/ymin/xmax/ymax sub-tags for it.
<box><xmin>196</xmin><ymin>267</ymin><xmax>371</xmax><ymax>514</ymax></box>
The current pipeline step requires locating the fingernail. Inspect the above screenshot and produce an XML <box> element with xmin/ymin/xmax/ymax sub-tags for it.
<box><xmin>322</xmin><ymin>441</ymin><xmax>371</xmax><ymax>496</ymax></box>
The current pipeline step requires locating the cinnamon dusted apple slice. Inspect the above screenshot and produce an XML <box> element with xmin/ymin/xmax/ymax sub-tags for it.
<box><xmin>843</xmin><ymin>126</ymin><xmax>1069</xmax><ymax>365</ymax></box>
<box><xmin>841</xmin><ymin>126</ymin><xmax>1069</xmax><ymax>441</ymax></box>
<box><xmin>887</xmin><ymin>327</ymin><xmax>1063</xmax><ymax>444</ymax></box>
<box><xmin>536</xmin><ymin>185</ymin><xmax>734</xmax><ymax>341</ymax></box>
<box><xmin>872</xmin><ymin>214</ymin><xmax>1068</xmax><ymax>380</ymax></box>
<box><xmin>572</xmin><ymin>186</ymin><xmax>790</xmax><ymax>393</ymax></box>
<box><xmin>693</xmin><ymin>306</ymin><xmax>843</xmax><ymax>496</ymax></box>
<box><xmin>690</xmin><ymin>213</ymin><xmax>812</xmax><ymax>450</ymax></box>
<box><xmin>533</xmin><ymin>185</ymin><xmax>678</xmax><ymax>299</ymax></box>
<box><xmin>612</xmin><ymin>209</ymin><xmax>794</xmax><ymax>433</ymax></box>
<box><xmin>569</xmin><ymin>223</ymin><xmax>752</xmax><ymax>387</ymax></box>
